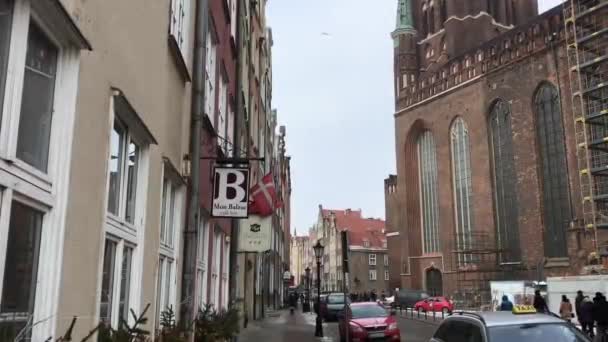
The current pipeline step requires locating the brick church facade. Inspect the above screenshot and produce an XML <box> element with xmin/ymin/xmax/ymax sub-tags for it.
<box><xmin>386</xmin><ymin>0</ymin><xmax>608</xmax><ymax>305</ymax></box>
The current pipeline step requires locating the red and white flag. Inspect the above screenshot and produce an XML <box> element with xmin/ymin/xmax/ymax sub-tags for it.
<box><xmin>249</xmin><ymin>172</ymin><xmax>283</xmax><ymax>216</ymax></box>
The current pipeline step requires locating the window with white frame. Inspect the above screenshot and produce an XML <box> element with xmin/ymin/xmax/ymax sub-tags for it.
<box><xmin>385</xmin><ymin>270</ymin><xmax>390</xmax><ymax>281</ymax></box>
<box><xmin>169</xmin><ymin>0</ymin><xmax>190</xmax><ymax>60</ymax></box>
<box><xmin>205</xmin><ymin>30</ymin><xmax>217</xmax><ymax>127</ymax></box>
<box><xmin>363</xmin><ymin>239</ymin><xmax>370</xmax><ymax>248</ymax></box>
<box><xmin>382</xmin><ymin>240</ymin><xmax>387</xmax><ymax>249</ymax></box>
<box><xmin>197</xmin><ymin>217</ymin><xmax>210</xmax><ymax>308</ymax></box>
<box><xmin>0</xmin><ymin>0</ymin><xmax>87</xmax><ymax>339</ymax></box>
<box><xmin>210</xmin><ymin>229</ymin><xmax>222</xmax><ymax>307</ymax></box>
<box><xmin>384</xmin><ymin>254</ymin><xmax>389</xmax><ymax>266</ymax></box>
<box><xmin>369</xmin><ymin>254</ymin><xmax>376</xmax><ymax>266</ymax></box>
<box><xmin>369</xmin><ymin>270</ymin><xmax>377</xmax><ymax>281</ymax></box>
<box><xmin>101</xmin><ymin>92</ymin><xmax>153</xmax><ymax>329</ymax></box>
<box><xmin>217</xmin><ymin>72</ymin><xmax>227</xmax><ymax>152</ymax></box>
<box><xmin>222</xmin><ymin>240</ymin><xmax>230</xmax><ymax>308</ymax></box>
<box><xmin>227</xmin><ymin>107</ymin><xmax>235</xmax><ymax>157</ymax></box>
<box><xmin>156</xmin><ymin>165</ymin><xmax>183</xmax><ymax>325</ymax></box>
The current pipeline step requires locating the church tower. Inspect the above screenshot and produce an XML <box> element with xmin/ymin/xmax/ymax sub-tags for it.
<box><xmin>392</xmin><ymin>0</ymin><xmax>419</xmax><ymax>106</ymax></box>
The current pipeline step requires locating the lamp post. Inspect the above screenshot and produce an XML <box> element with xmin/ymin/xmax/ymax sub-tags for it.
<box><xmin>303</xmin><ymin>266</ymin><xmax>311</xmax><ymax>312</ymax></box>
<box><xmin>313</xmin><ymin>240</ymin><xmax>325</xmax><ymax>337</ymax></box>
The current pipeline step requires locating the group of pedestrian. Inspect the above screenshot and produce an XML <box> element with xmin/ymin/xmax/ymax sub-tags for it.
<box><xmin>497</xmin><ymin>289</ymin><xmax>608</xmax><ymax>341</ymax></box>
<box><xmin>350</xmin><ymin>290</ymin><xmax>384</xmax><ymax>302</ymax></box>
<box><xmin>572</xmin><ymin>290</ymin><xmax>608</xmax><ymax>341</ymax></box>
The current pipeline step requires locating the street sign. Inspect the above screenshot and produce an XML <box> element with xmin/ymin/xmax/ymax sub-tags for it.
<box><xmin>237</xmin><ymin>215</ymin><xmax>271</xmax><ymax>252</ymax></box>
<box><xmin>212</xmin><ymin>166</ymin><xmax>249</xmax><ymax>218</ymax></box>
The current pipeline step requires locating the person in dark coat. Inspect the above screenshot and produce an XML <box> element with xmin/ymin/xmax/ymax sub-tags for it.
<box><xmin>579</xmin><ymin>296</ymin><xmax>595</xmax><ymax>338</ymax></box>
<box><xmin>575</xmin><ymin>290</ymin><xmax>585</xmax><ymax>320</ymax></box>
<box><xmin>371</xmin><ymin>290</ymin><xmax>377</xmax><ymax>302</ymax></box>
<box><xmin>592</xmin><ymin>293</ymin><xmax>608</xmax><ymax>342</ymax></box>
<box><xmin>499</xmin><ymin>295</ymin><xmax>514</xmax><ymax>311</ymax></box>
<box><xmin>533</xmin><ymin>290</ymin><xmax>549</xmax><ymax>314</ymax></box>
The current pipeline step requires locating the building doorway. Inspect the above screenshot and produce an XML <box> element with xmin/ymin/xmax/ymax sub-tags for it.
<box><xmin>426</xmin><ymin>267</ymin><xmax>443</xmax><ymax>296</ymax></box>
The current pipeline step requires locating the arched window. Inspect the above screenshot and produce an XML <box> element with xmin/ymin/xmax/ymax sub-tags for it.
<box><xmin>535</xmin><ymin>83</ymin><xmax>571</xmax><ymax>257</ymax></box>
<box><xmin>421</xmin><ymin>4</ymin><xmax>428</xmax><ymax>37</ymax></box>
<box><xmin>418</xmin><ymin>131</ymin><xmax>440</xmax><ymax>254</ymax></box>
<box><xmin>428</xmin><ymin>6</ymin><xmax>435</xmax><ymax>34</ymax></box>
<box><xmin>451</xmin><ymin>118</ymin><xmax>474</xmax><ymax>264</ymax></box>
<box><xmin>489</xmin><ymin>100</ymin><xmax>520</xmax><ymax>262</ymax></box>
<box><xmin>440</xmin><ymin>0</ymin><xmax>447</xmax><ymax>26</ymax></box>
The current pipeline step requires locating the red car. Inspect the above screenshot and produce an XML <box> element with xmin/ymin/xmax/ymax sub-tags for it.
<box><xmin>338</xmin><ymin>302</ymin><xmax>400</xmax><ymax>342</ymax></box>
<box><xmin>414</xmin><ymin>296</ymin><xmax>454</xmax><ymax>314</ymax></box>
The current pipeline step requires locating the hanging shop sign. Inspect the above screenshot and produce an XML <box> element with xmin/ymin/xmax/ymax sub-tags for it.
<box><xmin>212</xmin><ymin>166</ymin><xmax>250</xmax><ymax>218</ymax></box>
<box><xmin>237</xmin><ymin>215</ymin><xmax>272</xmax><ymax>252</ymax></box>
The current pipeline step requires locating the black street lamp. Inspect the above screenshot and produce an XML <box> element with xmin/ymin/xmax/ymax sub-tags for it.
<box><xmin>303</xmin><ymin>266</ymin><xmax>311</xmax><ymax>312</ymax></box>
<box><xmin>313</xmin><ymin>240</ymin><xmax>325</xmax><ymax>337</ymax></box>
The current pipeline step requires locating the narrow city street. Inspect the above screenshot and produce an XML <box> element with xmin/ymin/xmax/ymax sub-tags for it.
<box><xmin>237</xmin><ymin>308</ymin><xmax>437</xmax><ymax>342</ymax></box>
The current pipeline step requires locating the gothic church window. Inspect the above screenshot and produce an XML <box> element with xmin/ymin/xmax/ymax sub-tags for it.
<box><xmin>534</xmin><ymin>83</ymin><xmax>571</xmax><ymax>258</ymax></box>
<box><xmin>489</xmin><ymin>100</ymin><xmax>521</xmax><ymax>262</ymax></box>
<box><xmin>418</xmin><ymin>131</ymin><xmax>440</xmax><ymax>254</ymax></box>
<box><xmin>451</xmin><ymin>118</ymin><xmax>474</xmax><ymax>265</ymax></box>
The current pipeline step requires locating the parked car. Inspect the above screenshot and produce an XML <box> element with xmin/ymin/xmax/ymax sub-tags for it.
<box><xmin>430</xmin><ymin>308</ymin><xmax>591</xmax><ymax>342</ymax></box>
<box><xmin>338</xmin><ymin>302</ymin><xmax>400</xmax><ymax>342</ymax></box>
<box><xmin>392</xmin><ymin>289</ymin><xmax>430</xmax><ymax>309</ymax></box>
<box><xmin>414</xmin><ymin>296</ymin><xmax>454</xmax><ymax>314</ymax></box>
<box><xmin>325</xmin><ymin>292</ymin><xmax>350</xmax><ymax>321</ymax></box>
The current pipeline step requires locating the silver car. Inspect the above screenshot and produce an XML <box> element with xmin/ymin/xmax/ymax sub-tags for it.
<box><xmin>430</xmin><ymin>311</ymin><xmax>591</xmax><ymax>342</ymax></box>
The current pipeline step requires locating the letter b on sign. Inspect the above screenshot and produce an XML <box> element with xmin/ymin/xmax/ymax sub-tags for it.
<box><xmin>212</xmin><ymin>167</ymin><xmax>250</xmax><ymax>218</ymax></box>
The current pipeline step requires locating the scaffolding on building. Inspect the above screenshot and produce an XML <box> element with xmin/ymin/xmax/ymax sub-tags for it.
<box><xmin>564</xmin><ymin>0</ymin><xmax>608</xmax><ymax>255</ymax></box>
<box><xmin>452</xmin><ymin>232</ymin><xmax>535</xmax><ymax>311</ymax></box>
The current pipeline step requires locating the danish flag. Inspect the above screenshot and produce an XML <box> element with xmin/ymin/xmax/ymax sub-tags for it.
<box><xmin>249</xmin><ymin>172</ymin><xmax>283</xmax><ymax>216</ymax></box>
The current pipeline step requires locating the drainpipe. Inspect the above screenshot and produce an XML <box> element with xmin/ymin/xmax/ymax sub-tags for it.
<box><xmin>182</xmin><ymin>0</ymin><xmax>209</xmax><ymax>329</ymax></box>
<box><xmin>229</xmin><ymin>0</ymin><xmax>243</xmax><ymax>313</ymax></box>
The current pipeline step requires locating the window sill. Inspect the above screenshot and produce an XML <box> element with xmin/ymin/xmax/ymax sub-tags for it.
<box><xmin>544</xmin><ymin>257</ymin><xmax>570</xmax><ymax>268</ymax></box>
<box><xmin>167</xmin><ymin>35</ymin><xmax>191</xmax><ymax>83</ymax></box>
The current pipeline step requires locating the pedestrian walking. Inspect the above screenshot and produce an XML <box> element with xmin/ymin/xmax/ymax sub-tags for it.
<box><xmin>499</xmin><ymin>295</ymin><xmax>514</xmax><ymax>311</ymax></box>
<box><xmin>559</xmin><ymin>295</ymin><xmax>574</xmax><ymax>322</ymax></box>
<box><xmin>576</xmin><ymin>290</ymin><xmax>585</xmax><ymax>319</ymax></box>
<box><xmin>371</xmin><ymin>290</ymin><xmax>377</xmax><ymax>302</ymax></box>
<box><xmin>580</xmin><ymin>296</ymin><xmax>595</xmax><ymax>338</ymax></box>
<box><xmin>592</xmin><ymin>293</ymin><xmax>608</xmax><ymax>342</ymax></box>
<box><xmin>533</xmin><ymin>290</ymin><xmax>549</xmax><ymax>314</ymax></box>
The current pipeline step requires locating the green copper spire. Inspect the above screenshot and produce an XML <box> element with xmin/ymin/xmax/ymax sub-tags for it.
<box><xmin>395</xmin><ymin>0</ymin><xmax>414</xmax><ymax>31</ymax></box>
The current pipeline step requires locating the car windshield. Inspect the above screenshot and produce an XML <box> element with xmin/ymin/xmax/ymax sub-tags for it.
<box><xmin>489</xmin><ymin>323</ymin><xmax>589</xmax><ymax>342</ymax></box>
<box><xmin>327</xmin><ymin>294</ymin><xmax>348</xmax><ymax>304</ymax></box>
<box><xmin>351</xmin><ymin>305</ymin><xmax>389</xmax><ymax>319</ymax></box>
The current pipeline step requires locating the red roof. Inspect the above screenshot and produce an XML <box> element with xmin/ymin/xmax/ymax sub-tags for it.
<box><xmin>321</xmin><ymin>208</ymin><xmax>386</xmax><ymax>249</ymax></box>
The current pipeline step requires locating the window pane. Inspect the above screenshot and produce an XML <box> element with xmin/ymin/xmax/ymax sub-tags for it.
<box><xmin>164</xmin><ymin>260</ymin><xmax>172</xmax><ymax>309</ymax></box>
<box><xmin>125</xmin><ymin>141</ymin><xmax>139</xmax><ymax>224</ymax></box>
<box><xmin>156</xmin><ymin>257</ymin><xmax>165</xmax><ymax>325</ymax></box>
<box><xmin>16</xmin><ymin>23</ymin><xmax>58</xmax><ymax>172</ymax></box>
<box><xmin>0</xmin><ymin>0</ymin><xmax>12</xmax><ymax>129</ymax></box>
<box><xmin>119</xmin><ymin>246</ymin><xmax>133</xmax><ymax>323</ymax></box>
<box><xmin>1</xmin><ymin>201</ymin><xmax>43</xmax><ymax>320</ymax></box>
<box><xmin>108</xmin><ymin>121</ymin><xmax>125</xmax><ymax>215</ymax></box>
<box><xmin>167</xmin><ymin>186</ymin><xmax>176</xmax><ymax>247</ymax></box>
<box><xmin>100</xmin><ymin>239</ymin><xmax>117</xmax><ymax>323</ymax></box>
<box><xmin>160</xmin><ymin>178</ymin><xmax>169</xmax><ymax>243</ymax></box>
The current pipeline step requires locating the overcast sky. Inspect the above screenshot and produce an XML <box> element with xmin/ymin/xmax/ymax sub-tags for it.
<box><xmin>267</xmin><ymin>0</ymin><xmax>563</xmax><ymax>235</ymax></box>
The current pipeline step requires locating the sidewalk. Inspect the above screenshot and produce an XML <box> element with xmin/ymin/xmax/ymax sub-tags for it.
<box><xmin>237</xmin><ymin>309</ymin><xmax>335</xmax><ymax>342</ymax></box>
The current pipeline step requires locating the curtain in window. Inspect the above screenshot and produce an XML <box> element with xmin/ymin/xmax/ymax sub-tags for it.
<box><xmin>451</xmin><ymin>118</ymin><xmax>474</xmax><ymax>264</ymax></box>
<box><xmin>535</xmin><ymin>83</ymin><xmax>571</xmax><ymax>257</ymax></box>
<box><xmin>418</xmin><ymin>131</ymin><xmax>440</xmax><ymax>254</ymax></box>
<box><xmin>489</xmin><ymin>100</ymin><xmax>520</xmax><ymax>262</ymax></box>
